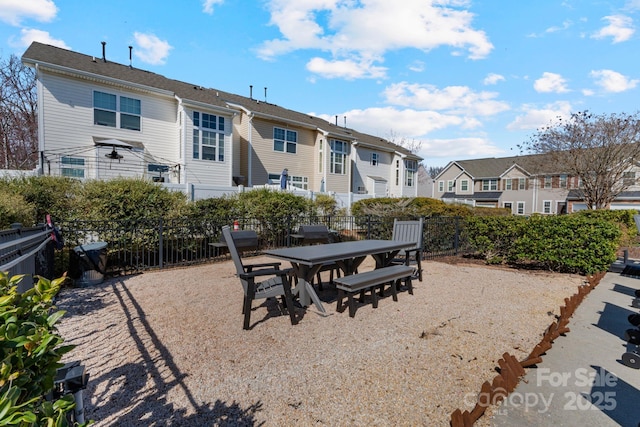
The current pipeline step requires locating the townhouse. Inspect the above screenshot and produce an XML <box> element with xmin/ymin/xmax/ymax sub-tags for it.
<box><xmin>21</xmin><ymin>42</ymin><xmax>421</xmax><ymax>198</ymax></box>
<box><xmin>434</xmin><ymin>154</ymin><xmax>640</xmax><ymax>214</ymax></box>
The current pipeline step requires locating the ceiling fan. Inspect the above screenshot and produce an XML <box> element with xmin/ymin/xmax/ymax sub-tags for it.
<box><xmin>105</xmin><ymin>147</ymin><xmax>123</xmax><ymax>161</ymax></box>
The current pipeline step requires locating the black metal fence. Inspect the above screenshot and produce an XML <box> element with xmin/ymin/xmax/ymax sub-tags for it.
<box><xmin>55</xmin><ymin>215</ymin><xmax>470</xmax><ymax>277</ymax></box>
<box><xmin>0</xmin><ymin>224</ymin><xmax>54</xmax><ymax>292</ymax></box>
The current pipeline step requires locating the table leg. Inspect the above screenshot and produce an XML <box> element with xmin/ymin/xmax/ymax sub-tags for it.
<box><xmin>371</xmin><ymin>250</ymin><xmax>400</xmax><ymax>268</ymax></box>
<box><xmin>291</xmin><ymin>263</ymin><xmax>326</xmax><ymax>314</ymax></box>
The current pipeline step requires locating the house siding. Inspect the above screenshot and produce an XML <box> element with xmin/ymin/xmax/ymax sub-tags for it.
<box><xmin>353</xmin><ymin>146</ymin><xmax>389</xmax><ymax>195</ymax></box>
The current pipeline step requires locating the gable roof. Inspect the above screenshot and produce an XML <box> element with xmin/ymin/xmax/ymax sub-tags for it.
<box><xmin>22</xmin><ymin>42</ymin><xmax>420</xmax><ymax>160</ymax></box>
<box><xmin>449</xmin><ymin>153</ymin><xmax>564</xmax><ymax>179</ymax></box>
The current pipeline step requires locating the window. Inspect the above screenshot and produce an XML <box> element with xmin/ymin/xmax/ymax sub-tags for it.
<box><xmin>395</xmin><ymin>160</ymin><xmax>400</xmax><ymax>185</ymax></box>
<box><xmin>519</xmin><ymin>178</ymin><xmax>526</xmax><ymax>190</ymax></box>
<box><xmin>544</xmin><ymin>176</ymin><xmax>552</xmax><ymax>189</ymax></box>
<box><xmin>543</xmin><ymin>200</ymin><xmax>552</xmax><ymax>214</ymax></box>
<box><xmin>504</xmin><ymin>202</ymin><xmax>512</xmax><ymax>212</ymax></box>
<box><xmin>460</xmin><ymin>180</ymin><xmax>469</xmax><ymax>192</ymax></box>
<box><xmin>93</xmin><ymin>91</ymin><xmax>116</xmax><ymax>127</ymax></box>
<box><xmin>517</xmin><ymin>201</ymin><xmax>525</xmax><ymax>215</ymax></box>
<box><xmin>318</xmin><ymin>140</ymin><xmax>323</xmax><ymax>173</ymax></box>
<box><xmin>274</xmin><ymin>127</ymin><xmax>297</xmax><ymax>153</ymax></box>
<box><xmin>93</xmin><ymin>91</ymin><xmax>141</xmax><ymax>130</ymax></box>
<box><xmin>624</xmin><ymin>172</ymin><xmax>636</xmax><ymax>186</ymax></box>
<box><xmin>120</xmin><ymin>96</ymin><xmax>141</xmax><ymax>130</ymax></box>
<box><xmin>505</xmin><ymin>179</ymin><xmax>512</xmax><ymax>190</ymax></box>
<box><xmin>370</xmin><ymin>152</ymin><xmax>378</xmax><ymax>166</ymax></box>
<box><xmin>447</xmin><ymin>180</ymin><xmax>454</xmax><ymax>191</ymax></box>
<box><xmin>482</xmin><ymin>179</ymin><xmax>497</xmax><ymax>191</ymax></box>
<box><xmin>559</xmin><ymin>174</ymin><xmax>567</xmax><ymax>188</ymax></box>
<box><xmin>330</xmin><ymin>140</ymin><xmax>347</xmax><ymax>174</ymax></box>
<box><xmin>61</xmin><ymin>156</ymin><xmax>85</xmax><ymax>178</ymax></box>
<box><xmin>193</xmin><ymin>111</ymin><xmax>225</xmax><ymax>161</ymax></box>
<box><xmin>404</xmin><ymin>160</ymin><xmax>417</xmax><ymax>187</ymax></box>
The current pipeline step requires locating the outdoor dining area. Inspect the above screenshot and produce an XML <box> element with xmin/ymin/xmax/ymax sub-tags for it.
<box><xmin>221</xmin><ymin>220</ymin><xmax>425</xmax><ymax>329</ymax></box>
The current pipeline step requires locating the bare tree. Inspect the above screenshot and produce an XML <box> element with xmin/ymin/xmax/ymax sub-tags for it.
<box><xmin>427</xmin><ymin>166</ymin><xmax>443</xmax><ymax>178</ymax></box>
<box><xmin>522</xmin><ymin>111</ymin><xmax>640</xmax><ymax>209</ymax></box>
<box><xmin>0</xmin><ymin>54</ymin><xmax>38</xmax><ymax>169</ymax></box>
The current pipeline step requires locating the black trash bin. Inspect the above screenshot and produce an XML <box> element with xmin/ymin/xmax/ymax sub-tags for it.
<box><xmin>71</xmin><ymin>242</ymin><xmax>107</xmax><ymax>286</ymax></box>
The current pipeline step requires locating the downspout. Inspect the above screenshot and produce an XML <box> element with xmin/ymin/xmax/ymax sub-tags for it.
<box><xmin>175</xmin><ymin>95</ymin><xmax>186</xmax><ymax>185</ymax></box>
<box><xmin>247</xmin><ymin>112</ymin><xmax>254</xmax><ymax>187</ymax></box>
<box><xmin>35</xmin><ymin>64</ymin><xmax>45</xmax><ymax>175</ymax></box>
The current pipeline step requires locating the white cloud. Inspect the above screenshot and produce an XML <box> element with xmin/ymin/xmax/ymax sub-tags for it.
<box><xmin>483</xmin><ymin>73</ymin><xmax>505</xmax><ymax>85</ymax></box>
<box><xmin>306</xmin><ymin>56</ymin><xmax>387</xmax><ymax>79</ymax></box>
<box><xmin>408</xmin><ymin>61</ymin><xmax>425</xmax><ymax>73</ymax></box>
<box><xmin>258</xmin><ymin>0</ymin><xmax>493</xmax><ymax>79</ymax></box>
<box><xmin>314</xmin><ymin>106</ymin><xmax>477</xmax><ymax>139</ymax></box>
<box><xmin>133</xmin><ymin>32</ymin><xmax>173</xmax><ymax>65</ymax></box>
<box><xmin>382</xmin><ymin>82</ymin><xmax>510</xmax><ymax>116</ymax></box>
<box><xmin>9</xmin><ymin>28</ymin><xmax>69</xmax><ymax>49</ymax></box>
<box><xmin>590</xmin><ymin>69</ymin><xmax>639</xmax><ymax>92</ymax></box>
<box><xmin>202</xmin><ymin>0</ymin><xmax>224</xmax><ymax>14</ymax></box>
<box><xmin>592</xmin><ymin>15</ymin><xmax>635</xmax><ymax>43</ymax></box>
<box><xmin>507</xmin><ymin>101</ymin><xmax>573</xmax><ymax>131</ymax></box>
<box><xmin>0</xmin><ymin>0</ymin><xmax>57</xmax><ymax>26</ymax></box>
<box><xmin>418</xmin><ymin>137</ymin><xmax>506</xmax><ymax>162</ymax></box>
<box><xmin>534</xmin><ymin>72</ymin><xmax>569</xmax><ymax>93</ymax></box>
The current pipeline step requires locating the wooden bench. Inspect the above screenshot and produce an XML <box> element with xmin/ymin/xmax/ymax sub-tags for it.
<box><xmin>334</xmin><ymin>265</ymin><xmax>415</xmax><ymax>317</ymax></box>
<box><xmin>211</xmin><ymin>230</ymin><xmax>259</xmax><ymax>256</ymax></box>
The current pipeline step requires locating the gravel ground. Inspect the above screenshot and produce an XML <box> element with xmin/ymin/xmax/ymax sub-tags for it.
<box><xmin>55</xmin><ymin>257</ymin><xmax>584</xmax><ymax>426</ymax></box>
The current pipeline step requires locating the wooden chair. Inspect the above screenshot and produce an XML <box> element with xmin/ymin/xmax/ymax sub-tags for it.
<box><xmin>222</xmin><ymin>226</ymin><xmax>297</xmax><ymax>330</ymax></box>
<box><xmin>390</xmin><ymin>218</ymin><xmax>424</xmax><ymax>282</ymax></box>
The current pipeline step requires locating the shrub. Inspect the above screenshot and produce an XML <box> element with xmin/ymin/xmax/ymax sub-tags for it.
<box><xmin>0</xmin><ymin>272</ymin><xmax>86</xmax><ymax>426</ymax></box>
<box><xmin>78</xmin><ymin>177</ymin><xmax>189</xmax><ymax>221</ymax></box>
<box><xmin>0</xmin><ymin>188</ymin><xmax>36</xmax><ymax>229</ymax></box>
<box><xmin>465</xmin><ymin>214</ymin><xmax>621</xmax><ymax>274</ymax></box>
<box><xmin>2</xmin><ymin>176</ymin><xmax>82</xmax><ymax>223</ymax></box>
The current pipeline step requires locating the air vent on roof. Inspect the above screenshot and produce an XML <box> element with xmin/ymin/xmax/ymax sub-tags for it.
<box><xmin>101</xmin><ymin>41</ymin><xmax>106</xmax><ymax>62</ymax></box>
<box><xmin>129</xmin><ymin>45</ymin><xmax>133</xmax><ymax>68</ymax></box>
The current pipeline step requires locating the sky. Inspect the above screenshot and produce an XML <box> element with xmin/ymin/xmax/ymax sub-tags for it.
<box><xmin>1</xmin><ymin>0</ymin><xmax>639</xmax><ymax>168</ymax></box>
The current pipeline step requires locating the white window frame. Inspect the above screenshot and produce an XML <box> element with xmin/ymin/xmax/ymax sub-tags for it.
<box><xmin>370</xmin><ymin>152</ymin><xmax>379</xmax><ymax>166</ymax></box>
<box><xmin>447</xmin><ymin>180</ymin><xmax>454</xmax><ymax>191</ymax></box>
<box><xmin>519</xmin><ymin>178</ymin><xmax>526</xmax><ymax>190</ymax></box>
<box><xmin>482</xmin><ymin>179</ymin><xmax>497</xmax><ymax>191</ymax></box>
<box><xmin>93</xmin><ymin>90</ymin><xmax>141</xmax><ymax>131</ymax></box>
<box><xmin>543</xmin><ymin>200</ymin><xmax>552</xmax><ymax>214</ymax></box>
<box><xmin>404</xmin><ymin>160</ymin><xmax>417</xmax><ymax>187</ymax></box>
<box><xmin>624</xmin><ymin>171</ymin><xmax>635</xmax><ymax>186</ymax></box>
<box><xmin>318</xmin><ymin>140</ymin><xmax>323</xmax><ymax>173</ymax></box>
<box><xmin>274</xmin><ymin>127</ymin><xmax>297</xmax><ymax>153</ymax></box>
<box><xmin>505</xmin><ymin>179</ymin><xmax>512</xmax><ymax>190</ymax></box>
<box><xmin>544</xmin><ymin>176</ymin><xmax>552</xmax><ymax>189</ymax></box>
<box><xmin>516</xmin><ymin>201</ymin><xmax>525</xmax><ymax>215</ymax></box>
<box><xmin>60</xmin><ymin>156</ymin><xmax>85</xmax><ymax>178</ymax></box>
<box><xmin>193</xmin><ymin>111</ymin><xmax>225</xmax><ymax>162</ymax></box>
<box><xmin>503</xmin><ymin>202</ymin><xmax>513</xmax><ymax>213</ymax></box>
<box><xmin>268</xmin><ymin>172</ymin><xmax>308</xmax><ymax>189</ymax></box>
<box><xmin>460</xmin><ymin>179</ymin><xmax>469</xmax><ymax>192</ymax></box>
<box><xmin>330</xmin><ymin>140</ymin><xmax>347</xmax><ymax>175</ymax></box>
<box><xmin>438</xmin><ymin>181</ymin><xmax>444</xmax><ymax>192</ymax></box>
<box><xmin>559</xmin><ymin>174</ymin><xmax>568</xmax><ymax>188</ymax></box>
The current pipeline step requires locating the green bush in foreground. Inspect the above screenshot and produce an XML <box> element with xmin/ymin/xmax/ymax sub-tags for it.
<box><xmin>0</xmin><ymin>272</ymin><xmax>89</xmax><ymax>426</ymax></box>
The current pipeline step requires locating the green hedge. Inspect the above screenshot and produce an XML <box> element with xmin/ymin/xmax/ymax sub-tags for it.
<box><xmin>466</xmin><ymin>214</ymin><xmax>622</xmax><ymax>274</ymax></box>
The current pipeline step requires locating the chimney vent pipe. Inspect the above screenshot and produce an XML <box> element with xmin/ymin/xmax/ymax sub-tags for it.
<box><xmin>101</xmin><ymin>41</ymin><xmax>106</xmax><ymax>62</ymax></box>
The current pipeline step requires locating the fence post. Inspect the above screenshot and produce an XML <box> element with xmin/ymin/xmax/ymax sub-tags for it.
<box><xmin>454</xmin><ymin>217</ymin><xmax>460</xmax><ymax>255</ymax></box>
<box><xmin>158</xmin><ymin>218</ymin><xmax>164</xmax><ymax>269</ymax></box>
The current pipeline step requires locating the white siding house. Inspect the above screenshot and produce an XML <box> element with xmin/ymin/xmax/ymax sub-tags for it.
<box><xmin>22</xmin><ymin>42</ymin><xmax>422</xmax><ymax>195</ymax></box>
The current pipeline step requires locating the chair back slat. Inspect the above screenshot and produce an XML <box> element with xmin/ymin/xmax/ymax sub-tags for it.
<box><xmin>222</xmin><ymin>226</ymin><xmax>255</xmax><ymax>280</ymax></box>
<box><xmin>392</xmin><ymin>218</ymin><xmax>424</xmax><ymax>251</ymax></box>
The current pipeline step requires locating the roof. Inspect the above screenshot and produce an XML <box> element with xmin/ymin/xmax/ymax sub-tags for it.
<box><xmin>22</xmin><ymin>42</ymin><xmax>420</xmax><ymax>160</ymax></box>
<box><xmin>442</xmin><ymin>191</ymin><xmax>502</xmax><ymax>201</ymax></box>
<box><xmin>446</xmin><ymin>153</ymin><xmax>564</xmax><ymax>180</ymax></box>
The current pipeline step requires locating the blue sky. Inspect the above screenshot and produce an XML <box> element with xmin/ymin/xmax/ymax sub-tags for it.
<box><xmin>1</xmin><ymin>0</ymin><xmax>639</xmax><ymax>168</ymax></box>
